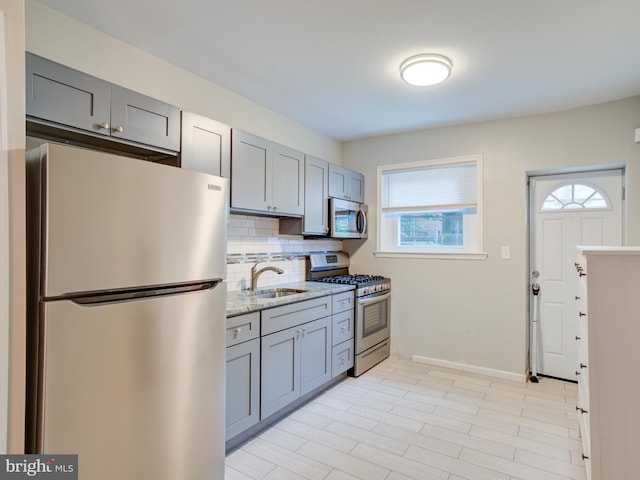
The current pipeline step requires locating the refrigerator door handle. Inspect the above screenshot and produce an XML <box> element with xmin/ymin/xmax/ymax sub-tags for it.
<box><xmin>69</xmin><ymin>279</ymin><xmax>223</xmax><ymax>306</ymax></box>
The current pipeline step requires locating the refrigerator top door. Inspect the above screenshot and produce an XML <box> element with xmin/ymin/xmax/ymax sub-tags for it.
<box><xmin>33</xmin><ymin>143</ymin><xmax>227</xmax><ymax>298</ymax></box>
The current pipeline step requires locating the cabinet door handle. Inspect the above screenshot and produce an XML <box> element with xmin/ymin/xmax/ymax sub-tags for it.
<box><xmin>112</xmin><ymin>125</ymin><xmax>124</xmax><ymax>133</ymax></box>
<box><xmin>576</xmin><ymin>406</ymin><xmax>588</xmax><ymax>414</ymax></box>
<box><xmin>575</xmin><ymin>296</ymin><xmax>581</xmax><ymax>300</ymax></box>
<box><xmin>234</xmin><ymin>327</ymin><xmax>242</xmax><ymax>335</ymax></box>
<box><xmin>580</xmin><ymin>363</ymin><xmax>587</xmax><ymax>369</ymax></box>
<box><xmin>98</xmin><ymin>122</ymin><xmax>110</xmax><ymax>130</ymax></box>
<box><xmin>579</xmin><ymin>272</ymin><xmax>587</xmax><ymax>277</ymax></box>
<box><xmin>579</xmin><ymin>312</ymin><xmax>587</xmax><ymax>317</ymax></box>
<box><xmin>582</xmin><ymin>454</ymin><xmax>589</xmax><ymax>460</ymax></box>
<box><xmin>575</xmin><ymin>336</ymin><xmax>581</xmax><ymax>340</ymax></box>
<box><xmin>575</xmin><ymin>371</ymin><xmax>581</xmax><ymax>376</ymax></box>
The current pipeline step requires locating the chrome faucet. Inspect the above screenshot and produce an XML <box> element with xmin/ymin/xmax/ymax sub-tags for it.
<box><xmin>250</xmin><ymin>262</ymin><xmax>284</xmax><ymax>290</ymax></box>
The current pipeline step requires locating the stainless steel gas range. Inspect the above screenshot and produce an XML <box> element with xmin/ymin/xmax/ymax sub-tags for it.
<box><xmin>308</xmin><ymin>252</ymin><xmax>391</xmax><ymax>376</ymax></box>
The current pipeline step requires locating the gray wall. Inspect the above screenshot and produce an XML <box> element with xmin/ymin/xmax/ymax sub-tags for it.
<box><xmin>343</xmin><ymin>97</ymin><xmax>640</xmax><ymax>377</ymax></box>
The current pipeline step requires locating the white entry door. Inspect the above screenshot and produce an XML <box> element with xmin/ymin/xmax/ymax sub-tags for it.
<box><xmin>529</xmin><ymin>169</ymin><xmax>623</xmax><ymax>380</ymax></box>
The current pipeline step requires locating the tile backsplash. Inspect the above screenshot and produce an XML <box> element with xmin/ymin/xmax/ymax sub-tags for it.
<box><xmin>226</xmin><ymin>214</ymin><xmax>342</xmax><ymax>291</ymax></box>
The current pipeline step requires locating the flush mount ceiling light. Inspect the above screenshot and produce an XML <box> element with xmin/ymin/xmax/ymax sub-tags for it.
<box><xmin>400</xmin><ymin>54</ymin><xmax>452</xmax><ymax>86</ymax></box>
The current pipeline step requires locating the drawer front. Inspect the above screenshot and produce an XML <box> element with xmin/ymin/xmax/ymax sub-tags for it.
<box><xmin>331</xmin><ymin>340</ymin><xmax>354</xmax><ymax>377</ymax></box>
<box><xmin>226</xmin><ymin>312</ymin><xmax>260</xmax><ymax>347</ymax></box>
<box><xmin>332</xmin><ymin>310</ymin><xmax>354</xmax><ymax>345</ymax></box>
<box><xmin>577</xmin><ymin>338</ymin><xmax>590</xmax><ymax>398</ymax></box>
<box><xmin>262</xmin><ymin>296</ymin><xmax>332</xmax><ymax>336</ymax></box>
<box><xmin>577</xmin><ymin>385</ymin><xmax>591</xmax><ymax>478</ymax></box>
<box><xmin>332</xmin><ymin>291</ymin><xmax>355</xmax><ymax>314</ymax></box>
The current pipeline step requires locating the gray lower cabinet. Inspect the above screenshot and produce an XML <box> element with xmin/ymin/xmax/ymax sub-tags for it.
<box><xmin>231</xmin><ymin>129</ymin><xmax>304</xmax><ymax>216</ymax></box>
<box><xmin>225</xmin><ymin>312</ymin><xmax>260</xmax><ymax>441</ymax></box>
<box><xmin>331</xmin><ymin>341</ymin><xmax>354</xmax><ymax>377</ymax></box>
<box><xmin>226</xmin><ymin>292</ymin><xmax>353</xmax><ymax>442</ymax></box>
<box><xmin>260</xmin><ymin>296</ymin><xmax>332</xmax><ymax>420</ymax></box>
<box><xmin>299</xmin><ymin>317</ymin><xmax>332</xmax><ymax>395</ymax></box>
<box><xmin>260</xmin><ymin>324</ymin><xmax>300</xmax><ymax>418</ymax></box>
<box><xmin>225</xmin><ymin>338</ymin><xmax>260</xmax><ymax>440</ymax></box>
<box><xmin>261</xmin><ymin>316</ymin><xmax>331</xmax><ymax>419</ymax></box>
<box><xmin>26</xmin><ymin>52</ymin><xmax>180</xmax><ymax>153</ymax></box>
<box><xmin>180</xmin><ymin>111</ymin><xmax>231</xmax><ymax>177</ymax></box>
<box><xmin>328</xmin><ymin>163</ymin><xmax>365</xmax><ymax>203</ymax></box>
<box><xmin>331</xmin><ymin>291</ymin><xmax>355</xmax><ymax>377</ymax></box>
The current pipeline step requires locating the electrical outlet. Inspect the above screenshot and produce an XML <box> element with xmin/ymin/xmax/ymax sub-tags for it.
<box><xmin>501</xmin><ymin>246</ymin><xmax>511</xmax><ymax>260</ymax></box>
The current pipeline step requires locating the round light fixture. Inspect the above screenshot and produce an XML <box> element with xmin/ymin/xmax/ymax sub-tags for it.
<box><xmin>400</xmin><ymin>54</ymin><xmax>452</xmax><ymax>86</ymax></box>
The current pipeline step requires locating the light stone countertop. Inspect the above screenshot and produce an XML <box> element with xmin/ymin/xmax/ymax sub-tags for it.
<box><xmin>226</xmin><ymin>281</ymin><xmax>355</xmax><ymax>317</ymax></box>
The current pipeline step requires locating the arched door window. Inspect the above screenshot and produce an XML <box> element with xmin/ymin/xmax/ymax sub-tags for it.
<box><xmin>541</xmin><ymin>183</ymin><xmax>609</xmax><ymax>211</ymax></box>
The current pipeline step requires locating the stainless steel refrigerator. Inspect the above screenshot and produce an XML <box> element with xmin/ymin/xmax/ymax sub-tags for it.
<box><xmin>25</xmin><ymin>143</ymin><xmax>228</xmax><ymax>480</ymax></box>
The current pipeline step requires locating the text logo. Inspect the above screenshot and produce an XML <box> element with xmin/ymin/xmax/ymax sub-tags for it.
<box><xmin>0</xmin><ymin>455</ymin><xmax>77</xmax><ymax>479</ymax></box>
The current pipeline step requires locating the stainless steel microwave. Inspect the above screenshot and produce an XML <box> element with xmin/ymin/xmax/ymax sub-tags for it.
<box><xmin>329</xmin><ymin>198</ymin><xmax>368</xmax><ymax>239</ymax></box>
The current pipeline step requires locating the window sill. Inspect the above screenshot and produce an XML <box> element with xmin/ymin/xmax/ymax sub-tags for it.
<box><xmin>373</xmin><ymin>250</ymin><xmax>488</xmax><ymax>261</ymax></box>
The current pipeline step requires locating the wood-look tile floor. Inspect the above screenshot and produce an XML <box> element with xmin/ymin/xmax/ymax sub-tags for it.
<box><xmin>225</xmin><ymin>357</ymin><xmax>585</xmax><ymax>480</ymax></box>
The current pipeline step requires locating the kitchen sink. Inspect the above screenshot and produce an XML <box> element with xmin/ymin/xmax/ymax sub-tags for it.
<box><xmin>245</xmin><ymin>288</ymin><xmax>308</xmax><ymax>299</ymax></box>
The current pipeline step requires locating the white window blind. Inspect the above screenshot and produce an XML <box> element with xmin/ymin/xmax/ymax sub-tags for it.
<box><xmin>376</xmin><ymin>155</ymin><xmax>486</xmax><ymax>259</ymax></box>
<box><xmin>382</xmin><ymin>162</ymin><xmax>477</xmax><ymax>212</ymax></box>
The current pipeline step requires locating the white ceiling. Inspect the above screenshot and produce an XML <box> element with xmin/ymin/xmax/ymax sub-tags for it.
<box><xmin>36</xmin><ymin>0</ymin><xmax>640</xmax><ymax>141</ymax></box>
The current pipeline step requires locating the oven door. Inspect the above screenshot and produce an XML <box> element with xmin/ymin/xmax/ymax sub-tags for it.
<box><xmin>355</xmin><ymin>291</ymin><xmax>391</xmax><ymax>354</ymax></box>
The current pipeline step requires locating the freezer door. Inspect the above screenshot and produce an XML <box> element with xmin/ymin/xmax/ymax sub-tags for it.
<box><xmin>35</xmin><ymin>143</ymin><xmax>227</xmax><ymax>298</ymax></box>
<box><xmin>37</xmin><ymin>285</ymin><xmax>226</xmax><ymax>480</ymax></box>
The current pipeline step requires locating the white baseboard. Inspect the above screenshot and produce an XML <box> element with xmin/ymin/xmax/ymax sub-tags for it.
<box><xmin>411</xmin><ymin>354</ymin><xmax>527</xmax><ymax>383</ymax></box>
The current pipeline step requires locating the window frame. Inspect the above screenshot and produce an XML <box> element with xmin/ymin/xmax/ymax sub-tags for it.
<box><xmin>375</xmin><ymin>154</ymin><xmax>487</xmax><ymax>260</ymax></box>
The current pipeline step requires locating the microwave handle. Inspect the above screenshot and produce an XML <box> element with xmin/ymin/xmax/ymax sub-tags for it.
<box><xmin>357</xmin><ymin>207</ymin><xmax>367</xmax><ymax>236</ymax></box>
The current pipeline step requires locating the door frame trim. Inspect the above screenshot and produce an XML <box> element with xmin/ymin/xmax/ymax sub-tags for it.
<box><xmin>525</xmin><ymin>164</ymin><xmax>627</xmax><ymax>379</ymax></box>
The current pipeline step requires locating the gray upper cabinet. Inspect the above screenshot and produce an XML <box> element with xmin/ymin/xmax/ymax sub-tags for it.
<box><xmin>272</xmin><ymin>144</ymin><xmax>305</xmax><ymax>215</ymax></box>
<box><xmin>278</xmin><ymin>155</ymin><xmax>329</xmax><ymax>236</ymax></box>
<box><xmin>303</xmin><ymin>156</ymin><xmax>329</xmax><ymax>235</ymax></box>
<box><xmin>328</xmin><ymin>164</ymin><xmax>365</xmax><ymax>203</ymax></box>
<box><xmin>180</xmin><ymin>111</ymin><xmax>231</xmax><ymax>177</ymax></box>
<box><xmin>26</xmin><ymin>52</ymin><xmax>180</xmax><ymax>154</ymax></box>
<box><xmin>109</xmin><ymin>85</ymin><xmax>180</xmax><ymax>151</ymax></box>
<box><xmin>231</xmin><ymin>129</ymin><xmax>304</xmax><ymax>216</ymax></box>
<box><xmin>26</xmin><ymin>52</ymin><xmax>111</xmax><ymax>136</ymax></box>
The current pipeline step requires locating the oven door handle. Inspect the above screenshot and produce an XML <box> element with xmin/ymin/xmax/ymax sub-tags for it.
<box><xmin>358</xmin><ymin>291</ymin><xmax>391</xmax><ymax>306</ymax></box>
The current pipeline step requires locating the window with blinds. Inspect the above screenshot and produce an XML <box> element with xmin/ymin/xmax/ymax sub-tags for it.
<box><xmin>377</xmin><ymin>155</ymin><xmax>483</xmax><ymax>256</ymax></box>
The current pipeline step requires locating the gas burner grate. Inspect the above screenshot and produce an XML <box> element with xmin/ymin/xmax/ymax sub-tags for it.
<box><xmin>318</xmin><ymin>274</ymin><xmax>386</xmax><ymax>285</ymax></box>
